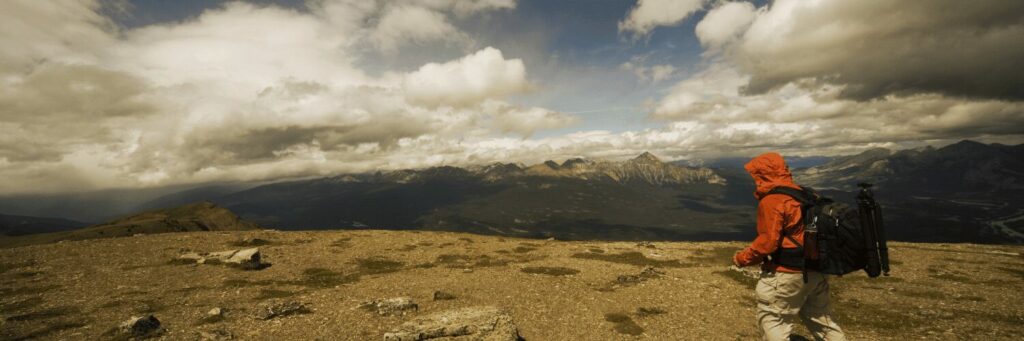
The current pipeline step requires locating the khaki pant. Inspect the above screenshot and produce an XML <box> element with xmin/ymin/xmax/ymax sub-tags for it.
<box><xmin>756</xmin><ymin>271</ymin><xmax>846</xmax><ymax>341</ymax></box>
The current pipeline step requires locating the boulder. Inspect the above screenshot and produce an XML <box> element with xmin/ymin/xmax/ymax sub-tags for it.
<box><xmin>360</xmin><ymin>297</ymin><xmax>418</xmax><ymax>316</ymax></box>
<box><xmin>383</xmin><ymin>306</ymin><xmax>520</xmax><ymax>341</ymax></box>
<box><xmin>177</xmin><ymin>248</ymin><xmax>264</xmax><ymax>269</ymax></box>
<box><xmin>117</xmin><ymin>315</ymin><xmax>163</xmax><ymax>339</ymax></box>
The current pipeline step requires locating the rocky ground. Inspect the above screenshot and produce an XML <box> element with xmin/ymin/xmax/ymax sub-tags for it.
<box><xmin>1</xmin><ymin>230</ymin><xmax>1022</xmax><ymax>340</ymax></box>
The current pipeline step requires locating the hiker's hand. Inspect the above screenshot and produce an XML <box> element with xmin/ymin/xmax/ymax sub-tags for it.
<box><xmin>732</xmin><ymin>251</ymin><xmax>743</xmax><ymax>267</ymax></box>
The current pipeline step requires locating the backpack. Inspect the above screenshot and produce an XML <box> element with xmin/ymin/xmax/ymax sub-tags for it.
<box><xmin>766</xmin><ymin>184</ymin><xmax>891</xmax><ymax>278</ymax></box>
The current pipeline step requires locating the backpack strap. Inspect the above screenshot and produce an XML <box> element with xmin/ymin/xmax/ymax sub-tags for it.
<box><xmin>762</xmin><ymin>186</ymin><xmax>812</xmax><ymax>277</ymax></box>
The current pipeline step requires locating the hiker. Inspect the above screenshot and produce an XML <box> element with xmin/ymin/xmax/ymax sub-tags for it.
<box><xmin>733</xmin><ymin>152</ymin><xmax>846</xmax><ymax>341</ymax></box>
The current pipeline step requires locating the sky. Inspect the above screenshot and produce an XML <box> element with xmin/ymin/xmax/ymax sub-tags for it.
<box><xmin>1</xmin><ymin>0</ymin><xmax>1023</xmax><ymax>195</ymax></box>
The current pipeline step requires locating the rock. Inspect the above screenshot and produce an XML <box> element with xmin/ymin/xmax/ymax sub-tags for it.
<box><xmin>383</xmin><ymin>306</ymin><xmax>520</xmax><ymax>341</ymax></box>
<box><xmin>360</xmin><ymin>297</ymin><xmax>418</xmax><ymax>316</ymax></box>
<box><xmin>208</xmin><ymin>307</ymin><xmax>224</xmax><ymax>317</ymax></box>
<box><xmin>616</xmin><ymin>266</ymin><xmax>664</xmax><ymax>285</ymax></box>
<box><xmin>227</xmin><ymin>248</ymin><xmax>262</xmax><ymax>269</ymax></box>
<box><xmin>117</xmin><ymin>315</ymin><xmax>163</xmax><ymax>339</ymax></box>
<box><xmin>256</xmin><ymin>301</ymin><xmax>309</xmax><ymax>320</ymax></box>
<box><xmin>432</xmin><ymin>291</ymin><xmax>456</xmax><ymax>301</ymax></box>
<box><xmin>177</xmin><ymin>248</ymin><xmax>265</xmax><ymax>269</ymax></box>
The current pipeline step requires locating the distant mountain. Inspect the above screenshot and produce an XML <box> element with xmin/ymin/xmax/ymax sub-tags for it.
<box><xmin>211</xmin><ymin>152</ymin><xmax>746</xmax><ymax>240</ymax></box>
<box><xmin>684</xmin><ymin>155</ymin><xmax>834</xmax><ymax>169</ymax></box>
<box><xmin>796</xmin><ymin>140</ymin><xmax>1024</xmax><ymax>195</ymax></box>
<box><xmin>0</xmin><ymin>213</ymin><xmax>87</xmax><ymax>236</ymax></box>
<box><xmin>0</xmin><ymin>201</ymin><xmax>261</xmax><ymax>247</ymax></box>
<box><xmin>794</xmin><ymin>140</ymin><xmax>1024</xmax><ymax>243</ymax></box>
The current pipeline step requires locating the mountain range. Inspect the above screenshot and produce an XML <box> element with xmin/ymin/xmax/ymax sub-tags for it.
<box><xmin>1</xmin><ymin>140</ymin><xmax>1021</xmax><ymax>245</ymax></box>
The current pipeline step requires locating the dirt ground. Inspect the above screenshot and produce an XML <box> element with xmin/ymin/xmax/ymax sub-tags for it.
<box><xmin>1</xmin><ymin>230</ymin><xmax>1022</xmax><ymax>340</ymax></box>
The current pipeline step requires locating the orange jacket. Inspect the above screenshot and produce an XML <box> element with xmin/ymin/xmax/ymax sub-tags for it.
<box><xmin>733</xmin><ymin>152</ymin><xmax>804</xmax><ymax>273</ymax></box>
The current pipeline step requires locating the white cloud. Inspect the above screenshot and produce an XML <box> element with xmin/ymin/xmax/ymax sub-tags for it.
<box><xmin>369</xmin><ymin>5</ymin><xmax>465</xmax><ymax>52</ymax></box>
<box><xmin>694</xmin><ymin>1</ymin><xmax>756</xmax><ymax>51</ymax></box>
<box><xmin>484</xmin><ymin>100</ymin><xmax>579</xmax><ymax>137</ymax></box>
<box><xmin>403</xmin><ymin>47</ymin><xmax>529</xmax><ymax>107</ymax></box>
<box><xmin>0</xmin><ymin>0</ymin><xmax>557</xmax><ymax>194</ymax></box>
<box><xmin>619</xmin><ymin>0</ymin><xmax>707</xmax><ymax>37</ymax></box>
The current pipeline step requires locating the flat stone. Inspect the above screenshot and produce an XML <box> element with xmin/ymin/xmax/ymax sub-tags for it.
<box><xmin>360</xmin><ymin>297</ymin><xmax>418</xmax><ymax>316</ymax></box>
<box><xmin>383</xmin><ymin>306</ymin><xmax>520</xmax><ymax>341</ymax></box>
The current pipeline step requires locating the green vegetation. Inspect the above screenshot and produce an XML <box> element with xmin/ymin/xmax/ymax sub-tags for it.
<box><xmin>295</xmin><ymin>267</ymin><xmax>360</xmax><ymax>288</ymax></box>
<box><xmin>227</xmin><ymin>238</ymin><xmax>274</xmax><ymax>247</ymax></box>
<box><xmin>0</xmin><ymin>297</ymin><xmax>44</xmax><ymax>314</ymax></box>
<box><xmin>635</xmin><ymin>307</ymin><xmax>667</xmax><ymax>317</ymax></box>
<box><xmin>688</xmin><ymin>246</ymin><xmax>740</xmax><ymax>264</ymax></box>
<box><xmin>354</xmin><ymin>257</ymin><xmax>405</xmax><ymax>275</ymax></box>
<box><xmin>521</xmin><ymin>266</ymin><xmax>580</xmax><ymax>276</ymax></box>
<box><xmin>255</xmin><ymin>289</ymin><xmax>296</xmax><ymax>301</ymax></box>
<box><xmin>5</xmin><ymin>306</ymin><xmax>77</xmax><ymax>322</ymax></box>
<box><xmin>572</xmin><ymin>251</ymin><xmax>690</xmax><ymax>268</ymax></box>
<box><xmin>604</xmin><ymin>312</ymin><xmax>644</xmax><ymax>335</ymax></box>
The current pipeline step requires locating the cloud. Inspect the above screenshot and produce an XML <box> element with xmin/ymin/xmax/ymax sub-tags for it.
<box><xmin>485</xmin><ymin>101</ymin><xmax>579</xmax><ymax>137</ymax></box>
<box><xmin>369</xmin><ymin>5</ymin><xmax>465</xmax><ymax>52</ymax></box>
<box><xmin>694</xmin><ymin>1</ymin><xmax>755</xmax><ymax>52</ymax></box>
<box><xmin>652</xmin><ymin>64</ymin><xmax>1024</xmax><ymax>145</ymax></box>
<box><xmin>403</xmin><ymin>47</ymin><xmax>529</xmax><ymax>107</ymax></box>
<box><xmin>619</xmin><ymin>0</ymin><xmax>707</xmax><ymax>38</ymax></box>
<box><xmin>0</xmin><ymin>0</ymin><xmax>116</xmax><ymax>73</ymax></box>
<box><xmin>726</xmin><ymin>0</ymin><xmax>1024</xmax><ymax>100</ymax></box>
<box><xmin>620</xmin><ymin>56</ymin><xmax>676</xmax><ymax>83</ymax></box>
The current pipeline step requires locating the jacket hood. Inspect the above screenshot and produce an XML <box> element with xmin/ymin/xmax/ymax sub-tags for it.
<box><xmin>744</xmin><ymin>152</ymin><xmax>798</xmax><ymax>199</ymax></box>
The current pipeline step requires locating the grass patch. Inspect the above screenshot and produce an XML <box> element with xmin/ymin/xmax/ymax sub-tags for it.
<box><xmin>587</xmin><ymin>248</ymin><xmax>605</xmax><ymax>254</ymax></box>
<box><xmin>5</xmin><ymin>306</ymin><xmax>77</xmax><ymax>321</ymax></box>
<box><xmin>0</xmin><ymin>297</ymin><xmax>44</xmax><ymax>313</ymax></box>
<box><xmin>899</xmin><ymin>289</ymin><xmax>946</xmax><ymax>300</ymax></box>
<box><xmin>6</xmin><ymin>321</ymin><xmax>87</xmax><ymax>340</ymax></box>
<box><xmin>996</xmin><ymin>266</ymin><xmax>1024</xmax><ymax>279</ymax></box>
<box><xmin>255</xmin><ymin>289</ymin><xmax>296</xmax><ymax>301</ymax></box>
<box><xmin>11</xmin><ymin>271</ymin><xmax>42</xmax><ymax>278</ymax></box>
<box><xmin>513</xmin><ymin>246</ymin><xmax>536</xmax><ymax>253</ymax></box>
<box><xmin>294</xmin><ymin>267</ymin><xmax>360</xmax><ymax>288</ymax></box>
<box><xmin>435</xmin><ymin>254</ymin><xmax>509</xmax><ymax>268</ymax></box>
<box><xmin>572</xmin><ymin>251</ymin><xmax>690</xmax><ymax>268</ymax></box>
<box><xmin>227</xmin><ymin>238</ymin><xmax>274</xmax><ymax>247</ymax></box>
<box><xmin>0</xmin><ymin>284</ymin><xmax>59</xmax><ymax>296</ymax></box>
<box><xmin>604</xmin><ymin>312</ymin><xmax>644</xmax><ymax>335</ymax></box>
<box><xmin>521</xmin><ymin>266</ymin><xmax>580</xmax><ymax>276</ymax></box>
<box><xmin>354</xmin><ymin>257</ymin><xmax>404</xmax><ymax>275</ymax></box>
<box><xmin>635</xmin><ymin>307</ymin><xmax>667</xmax><ymax>317</ymax></box>
<box><xmin>0</xmin><ymin>260</ymin><xmax>35</xmax><ymax>274</ymax></box>
<box><xmin>330</xmin><ymin>237</ymin><xmax>352</xmax><ymax>247</ymax></box>
<box><xmin>688</xmin><ymin>246</ymin><xmax>739</xmax><ymax>264</ymax></box>
<box><xmin>926</xmin><ymin>267</ymin><xmax>976</xmax><ymax>284</ymax></box>
<box><xmin>222</xmin><ymin>279</ymin><xmax>278</xmax><ymax>288</ymax></box>
<box><xmin>397</xmin><ymin>244</ymin><xmax>417</xmax><ymax>251</ymax></box>
<box><xmin>167</xmin><ymin>258</ymin><xmax>199</xmax><ymax>266</ymax></box>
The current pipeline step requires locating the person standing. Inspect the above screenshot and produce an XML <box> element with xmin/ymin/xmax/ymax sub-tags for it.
<box><xmin>733</xmin><ymin>152</ymin><xmax>846</xmax><ymax>341</ymax></box>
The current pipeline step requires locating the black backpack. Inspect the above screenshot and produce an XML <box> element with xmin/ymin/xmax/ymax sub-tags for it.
<box><xmin>766</xmin><ymin>184</ymin><xmax>890</xmax><ymax>278</ymax></box>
